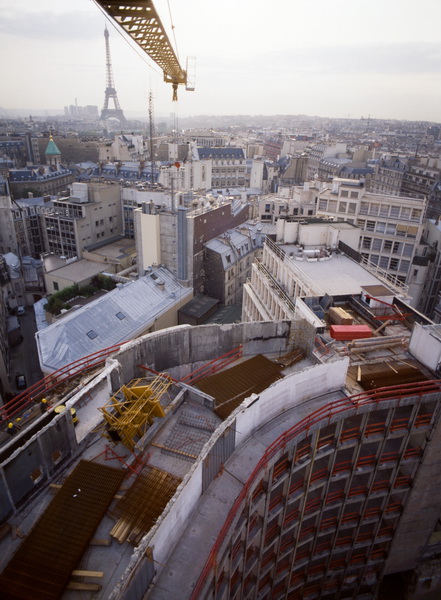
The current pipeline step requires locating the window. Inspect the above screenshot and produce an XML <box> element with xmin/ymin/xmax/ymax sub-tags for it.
<box><xmin>359</xmin><ymin>202</ymin><xmax>369</xmax><ymax>215</ymax></box>
<box><xmin>403</xmin><ymin>243</ymin><xmax>413</xmax><ymax>257</ymax></box>
<box><xmin>369</xmin><ymin>203</ymin><xmax>379</xmax><ymax>215</ymax></box>
<box><xmin>53</xmin><ymin>282</ymin><xmax>59</xmax><ymax>291</ymax></box>
<box><xmin>384</xmin><ymin>240</ymin><xmax>393</xmax><ymax>251</ymax></box>
<box><xmin>226</xmin><ymin>254</ymin><xmax>231</xmax><ymax>263</ymax></box>
<box><xmin>350</xmin><ymin>191</ymin><xmax>359</xmax><ymax>199</ymax></box>
<box><xmin>338</xmin><ymin>202</ymin><xmax>347</xmax><ymax>213</ymax></box>
<box><xmin>400</xmin><ymin>260</ymin><xmax>410</xmax><ymax>273</ymax></box>
<box><xmin>390</xmin><ymin>206</ymin><xmax>400</xmax><ymax>218</ymax></box>
<box><xmin>372</xmin><ymin>238</ymin><xmax>382</xmax><ymax>251</ymax></box>
<box><xmin>319</xmin><ymin>199</ymin><xmax>328</xmax><ymax>210</ymax></box>
<box><xmin>401</xmin><ymin>207</ymin><xmax>411</xmax><ymax>220</ymax></box>
<box><xmin>116</xmin><ymin>312</ymin><xmax>126</xmax><ymax>320</ymax></box>
<box><xmin>348</xmin><ymin>203</ymin><xmax>357</xmax><ymax>214</ymax></box>
<box><xmin>390</xmin><ymin>258</ymin><xmax>399</xmax><ymax>271</ymax></box>
<box><xmin>411</xmin><ymin>209</ymin><xmax>422</xmax><ymax>222</ymax></box>
<box><xmin>386</xmin><ymin>223</ymin><xmax>397</xmax><ymax>235</ymax></box>
<box><xmin>392</xmin><ymin>241</ymin><xmax>402</xmax><ymax>254</ymax></box>
<box><xmin>366</xmin><ymin>220</ymin><xmax>375</xmax><ymax>231</ymax></box>
<box><xmin>86</xmin><ymin>330</ymin><xmax>98</xmax><ymax>340</ymax></box>
<box><xmin>379</xmin><ymin>205</ymin><xmax>389</xmax><ymax>217</ymax></box>
<box><xmin>379</xmin><ymin>256</ymin><xmax>389</xmax><ymax>269</ymax></box>
<box><xmin>376</xmin><ymin>222</ymin><xmax>386</xmax><ymax>233</ymax></box>
<box><xmin>340</xmin><ymin>190</ymin><xmax>349</xmax><ymax>198</ymax></box>
<box><xmin>370</xmin><ymin>255</ymin><xmax>379</xmax><ymax>265</ymax></box>
<box><xmin>328</xmin><ymin>200</ymin><xmax>337</xmax><ymax>212</ymax></box>
<box><xmin>362</xmin><ymin>237</ymin><xmax>372</xmax><ymax>249</ymax></box>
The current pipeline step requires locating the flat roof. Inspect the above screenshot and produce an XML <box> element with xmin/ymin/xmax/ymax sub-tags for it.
<box><xmin>44</xmin><ymin>257</ymin><xmax>106</xmax><ymax>281</ymax></box>
<box><xmin>281</xmin><ymin>249</ymin><xmax>392</xmax><ymax>297</ymax></box>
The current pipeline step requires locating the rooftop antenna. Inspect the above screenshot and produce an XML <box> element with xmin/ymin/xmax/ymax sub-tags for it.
<box><xmin>148</xmin><ymin>91</ymin><xmax>156</xmax><ymax>184</ymax></box>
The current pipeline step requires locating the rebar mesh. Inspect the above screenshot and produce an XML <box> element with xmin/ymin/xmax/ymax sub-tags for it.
<box><xmin>0</xmin><ymin>460</ymin><xmax>125</xmax><ymax>600</ymax></box>
<box><xmin>196</xmin><ymin>354</ymin><xmax>283</xmax><ymax>419</ymax></box>
<box><xmin>110</xmin><ymin>466</ymin><xmax>181</xmax><ymax>544</ymax></box>
<box><xmin>161</xmin><ymin>422</ymin><xmax>213</xmax><ymax>462</ymax></box>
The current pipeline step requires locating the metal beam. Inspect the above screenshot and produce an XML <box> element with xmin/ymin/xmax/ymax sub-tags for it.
<box><xmin>95</xmin><ymin>0</ymin><xmax>187</xmax><ymax>99</ymax></box>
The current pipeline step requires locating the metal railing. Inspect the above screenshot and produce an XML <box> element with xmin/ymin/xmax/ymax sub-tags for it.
<box><xmin>1</xmin><ymin>342</ymin><xmax>126</xmax><ymax>424</ymax></box>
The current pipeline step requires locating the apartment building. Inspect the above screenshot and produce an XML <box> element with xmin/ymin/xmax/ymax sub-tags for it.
<box><xmin>182</xmin><ymin>129</ymin><xmax>227</xmax><ymax>148</ymax></box>
<box><xmin>44</xmin><ymin>182</ymin><xmax>123</xmax><ymax>259</ymax></box>
<box><xmin>135</xmin><ymin>198</ymin><xmax>253</xmax><ymax>294</ymax></box>
<box><xmin>192</xmin><ymin>146</ymin><xmax>246</xmax><ymax>189</ymax></box>
<box><xmin>315</xmin><ymin>178</ymin><xmax>426</xmax><ymax>289</ymax></box>
<box><xmin>370</xmin><ymin>156</ymin><xmax>441</xmax><ymax>217</ymax></box>
<box><xmin>0</xmin><ymin>178</ymin><xmax>19</xmax><ymax>256</ymax></box>
<box><xmin>258</xmin><ymin>184</ymin><xmax>316</xmax><ymax>223</ymax></box>
<box><xmin>98</xmin><ymin>134</ymin><xmax>148</xmax><ymax>162</ymax></box>
<box><xmin>204</xmin><ymin>224</ymin><xmax>266</xmax><ymax>305</ymax></box>
<box><xmin>241</xmin><ymin>224</ymin><xmax>403</xmax><ymax>325</ymax></box>
<box><xmin>305</xmin><ymin>142</ymin><xmax>348</xmax><ymax>181</ymax></box>
<box><xmin>370</xmin><ymin>157</ymin><xmax>408</xmax><ymax>196</ymax></box>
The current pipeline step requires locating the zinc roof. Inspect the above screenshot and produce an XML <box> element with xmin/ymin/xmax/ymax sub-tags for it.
<box><xmin>36</xmin><ymin>268</ymin><xmax>192</xmax><ymax>373</ymax></box>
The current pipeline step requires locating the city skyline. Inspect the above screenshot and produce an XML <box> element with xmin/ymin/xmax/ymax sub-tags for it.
<box><xmin>1</xmin><ymin>0</ymin><xmax>441</xmax><ymax>123</ymax></box>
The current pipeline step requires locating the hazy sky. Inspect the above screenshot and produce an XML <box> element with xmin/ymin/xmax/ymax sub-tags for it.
<box><xmin>1</xmin><ymin>0</ymin><xmax>441</xmax><ymax>122</ymax></box>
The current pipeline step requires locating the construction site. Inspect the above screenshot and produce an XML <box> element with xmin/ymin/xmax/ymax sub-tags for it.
<box><xmin>1</xmin><ymin>288</ymin><xmax>441</xmax><ymax>599</ymax></box>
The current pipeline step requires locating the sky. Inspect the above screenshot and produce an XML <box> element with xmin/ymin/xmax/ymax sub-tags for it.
<box><xmin>1</xmin><ymin>0</ymin><xmax>441</xmax><ymax>122</ymax></box>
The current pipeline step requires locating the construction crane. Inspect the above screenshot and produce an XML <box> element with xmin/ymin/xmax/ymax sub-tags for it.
<box><xmin>94</xmin><ymin>0</ymin><xmax>187</xmax><ymax>101</ymax></box>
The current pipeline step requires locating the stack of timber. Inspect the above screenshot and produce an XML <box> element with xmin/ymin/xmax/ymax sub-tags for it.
<box><xmin>347</xmin><ymin>335</ymin><xmax>408</xmax><ymax>354</ymax></box>
<box><xmin>329</xmin><ymin>307</ymin><xmax>353</xmax><ymax>325</ymax></box>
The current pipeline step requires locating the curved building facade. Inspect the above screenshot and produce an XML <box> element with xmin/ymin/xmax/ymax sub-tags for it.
<box><xmin>187</xmin><ymin>385</ymin><xmax>441</xmax><ymax>600</ymax></box>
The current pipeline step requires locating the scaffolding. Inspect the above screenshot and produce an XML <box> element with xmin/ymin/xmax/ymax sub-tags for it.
<box><xmin>100</xmin><ymin>375</ymin><xmax>172</xmax><ymax>450</ymax></box>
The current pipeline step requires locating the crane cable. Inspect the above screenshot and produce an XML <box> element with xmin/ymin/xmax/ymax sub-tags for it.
<box><xmin>92</xmin><ymin>0</ymin><xmax>163</xmax><ymax>80</ymax></box>
<box><xmin>166</xmin><ymin>0</ymin><xmax>180</xmax><ymax>64</ymax></box>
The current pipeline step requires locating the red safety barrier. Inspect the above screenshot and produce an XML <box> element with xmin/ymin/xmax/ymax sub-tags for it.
<box><xmin>1</xmin><ymin>341</ymin><xmax>126</xmax><ymax>424</ymax></box>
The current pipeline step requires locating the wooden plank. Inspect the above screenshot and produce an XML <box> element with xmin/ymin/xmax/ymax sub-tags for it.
<box><xmin>67</xmin><ymin>582</ymin><xmax>102</xmax><ymax>591</ymax></box>
<box><xmin>90</xmin><ymin>538</ymin><xmax>112</xmax><ymax>546</ymax></box>
<box><xmin>72</xmin><ymin>569</ymin><xmax>104</xmax><ymax>578</ymax></box>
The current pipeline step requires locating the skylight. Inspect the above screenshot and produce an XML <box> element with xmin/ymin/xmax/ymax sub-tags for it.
<box><xmin>86</xmin><ymin>330</ymin><xmax>98</xmax><ymax>340</ymax></box>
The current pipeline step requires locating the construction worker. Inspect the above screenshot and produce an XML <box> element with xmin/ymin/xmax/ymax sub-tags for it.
<box><xmin>6</xmin><ymin>422</ymin><xmax>17</xmax><ymax>435</ymax></box>
<box><xmin>40</xmin><ymin>398</ymin><xmax>49</xmax><ymax>414</ymax></box>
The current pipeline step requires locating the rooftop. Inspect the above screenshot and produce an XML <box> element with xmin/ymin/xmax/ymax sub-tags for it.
<box><xmin>280</xmin><ymin>248</ymin><xmax>389</xmax><ymax>296</ymax></box>
<box><xmin>36</xmin><ymin>268</ymin><xmax>193</xmax><ymax>373</ymax></box>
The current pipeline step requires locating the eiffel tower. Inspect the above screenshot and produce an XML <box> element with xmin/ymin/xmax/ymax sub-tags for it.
<box><xmin>100</xmin><ymin>25</ymin><xmax>127</xmax><ymax>126</ymax></box>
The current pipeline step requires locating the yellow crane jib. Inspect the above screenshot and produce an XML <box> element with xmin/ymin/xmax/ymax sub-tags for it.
<box><xmin>95</xmin><ymin>0</ymin><xmax>187</xmax><ymax>100</ymax></box>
